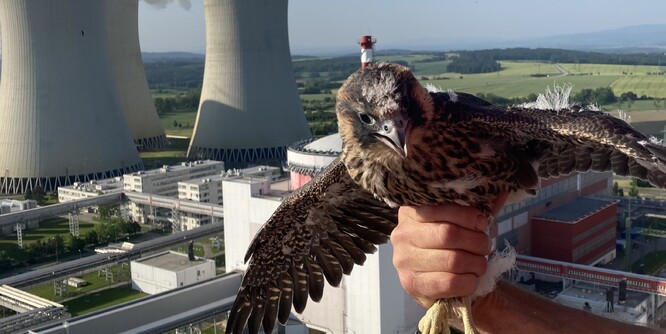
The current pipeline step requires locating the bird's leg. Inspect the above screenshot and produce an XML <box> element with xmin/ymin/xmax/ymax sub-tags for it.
<box><xmin>418</xmin><ymin>299</ymin><xmax>451</xmax><ymax>334</ymax></box>
<box><xmin>455</xmin><ymin>297</ymin><xmax>478</xmax><ymax>334</ymax></box>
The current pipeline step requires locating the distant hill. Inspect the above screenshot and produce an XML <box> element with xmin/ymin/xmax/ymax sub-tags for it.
<box><xmin>517</xmin><ymin>24</ymin><xmax>666</xmax><ymax>52</ymax></box>
<box><xmin>371</xmin><ymin>24</ymin><xmax>666</xmax><ymax>54</ymax></box>
<box><xmin>141</xmin><ymin>52</ymin><xmax>204</xmax><ymax>62</ymax></box>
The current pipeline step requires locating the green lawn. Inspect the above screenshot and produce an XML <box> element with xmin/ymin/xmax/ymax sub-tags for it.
<box><xmin>0</xmin><ymin>217</ymin><xmax>95</xmax><ymax>262</ymax></box>
<box><xmin>632</xmin><ymin>250</ymin><xmax>666</xmax><ymax>275</ymax></box>
<box><xmin>27</xmin><ymin>265</ymin><xmax>131</xmax><ymax>302</ymax></box>
<box><xmin>63</xmin><ymin>286</ymin><xmax>147</xmax><ymax>316</ymax></box>
<box><xmin>160</xmin><ymin>111</ymin><xmax>197</xmax><ymax>137</ymax></box>
<box><xmin>141</xmin><ymin>150</ymin><xmax>188</xmax><ymax>169</ymax></box>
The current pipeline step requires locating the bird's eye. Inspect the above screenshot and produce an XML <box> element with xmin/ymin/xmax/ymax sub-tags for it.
<box><xmin>358</xmin><ymin>113</ymin><xmax>374</xmax><ymax>125</ymax></box>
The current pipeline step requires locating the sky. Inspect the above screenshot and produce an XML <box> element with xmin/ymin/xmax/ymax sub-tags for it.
<box><xmin>137</xmin><ymin>0</ymin><xmax>666</xmax><ymax>55</ymax></box>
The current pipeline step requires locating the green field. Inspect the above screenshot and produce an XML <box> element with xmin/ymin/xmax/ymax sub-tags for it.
<box><xmin>0</xmin><ymin>217</ymin><xmax>95</xmax><ymax>262</ymax></box>
<box><xmin>155</xmin><ymin>58</ymin><xmax>666</xmax><ymax>138</ymax></box>
<box><xmin>160</xmin><ymin>111</ymin><xmax>197</xmax><ymax>137</ymax></box>
<box><xmin>64</xmin><ymin>286</ymin><xmax>147</xmax><ymax>316</ymax></box>
<box><xmin>27</xmin><ymin>264</ymin><xmax>131</xmax><ymax>302</ymax></box>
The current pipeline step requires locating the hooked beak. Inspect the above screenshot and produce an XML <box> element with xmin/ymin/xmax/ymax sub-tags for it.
<box><xmin>374</xmin><ymin>117</ymin><xmax>409</xmax><ymax>157</ymax></box>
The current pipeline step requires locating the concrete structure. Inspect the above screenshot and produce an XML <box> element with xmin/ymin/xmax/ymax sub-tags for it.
<box><xmin>57</xmin><ymin>177</ymin><xmax>124</xmax><ymax>203</ymax></box>
<box><xmin>495</xmin><ymin>171</ymin><xmax>614</xmax><ymax>260</ymax></box>
<box><xmin>131</xmin><ymin>251</ymin><xmax>215</xmax><ymax>295</ymax></box>
<box><xmin>187</xmin><ymin>0</ymin><xmax>312</xmax><ymax>166</ymax></box>
<box><xmin>105</xmin><ymin>0</ymin><xmax>167</xmax><ymax>150</ymax></box>
<box><xmin>288</xmin><ymin>135</ymin><xmax>341</xmax><ymax>189</ymax></box>
<box><xmin>123</xmin><ymin>160</ymin><xmax>224</xmax><ymax>223</ymax></box>
<box><xmin>532</xmin><ymin>197</ymin><xmax>617</xmax><ymax>265</ymax></box>
<box><xmin>223</xmin><ymin>176</ymin><xmax>424</xmax><ymax>333</ymax></box>
<box><xmin>29</xmin><ymin>273</ymin><xmax>308</xmax><ymax>334</ymax></box>
<box><xmin>0</xmin><ymin>0</ymin><xmax>143</xmax><ymax>194</ymax></box>
<box><xmin>124</xmin><ymin>161</ymin><xmax>224</xmax><ymax>196</ymax></box>
<box><xmin>515</xmin><ymin>255</ymin><xmax>666</xmax><ymax>326</ymax></box>
<box><xmin>0</xmin><ymin>284</ymin><xmax>68</xmax><ymax>333</ymax></box>
<box><xmin>0</xmin><ymin>199</ymin><xmax>37</xmax><ymax>215</ymax></box>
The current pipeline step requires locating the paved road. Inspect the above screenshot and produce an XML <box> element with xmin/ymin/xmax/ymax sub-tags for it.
<box><xmin>551</xmin><ymin>63</ymin><xmax>570</xmax><ymax>78</ymax></box>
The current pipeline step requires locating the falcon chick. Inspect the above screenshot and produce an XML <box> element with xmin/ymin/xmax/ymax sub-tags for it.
<box><xmin>226</xmin><ymin>63</ymin><xmax>666</xmax><ymax>334</ymax></box>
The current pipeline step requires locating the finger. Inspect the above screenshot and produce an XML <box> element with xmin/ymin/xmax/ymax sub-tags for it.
<box><xmin>393</xmin><ymin>248</ymin><xmax>488</xmax><ymax>277</ymax></box>
<box><xmin>400</xmin><ymin>271</ymin><xmax>479</xmax><ymax>300</ymax></box>
<box><xmin>392</xmin><ymin>221</ymin><xmax>491</xmax><ymax>255</ymax></box>
<box><xmin>401</xmin><ymin>204</ymin><xmax>488</xmax><ymax>232</ymax></box>
<box><xmin>491</xmin><ymin>192</ymin><xmax>509</xmax><ymax>217</ymax></box>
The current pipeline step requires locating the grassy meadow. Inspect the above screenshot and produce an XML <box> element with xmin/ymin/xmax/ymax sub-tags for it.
<box><xmin>157</xmin><ymin>57</ymin><xmax>666</xmax><ymax>140</ymax></box>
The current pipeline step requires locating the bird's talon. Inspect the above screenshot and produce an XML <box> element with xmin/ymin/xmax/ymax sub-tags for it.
<box><xmin>418</xmin><ymin>300</ymin><xmax>451</xmax><ymax>334</ymax></box>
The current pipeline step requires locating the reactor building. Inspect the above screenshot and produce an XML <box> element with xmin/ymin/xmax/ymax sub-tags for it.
<box><xmin>0</xmin><ymin>0</ymin><xmax>144</xmax><ymax>194</ymax></box>
<box><xmin>106</xmin><ymin>0</ymin><xmax>167</xmax><ymax>151</ymax></box>
<box><xmin>187</xmin><ymin>0</ymin><xmax>312</xmax><ymax>167</ymax></box>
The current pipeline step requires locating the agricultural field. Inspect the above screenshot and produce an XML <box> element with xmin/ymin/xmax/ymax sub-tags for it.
<box><xmin>159</xmin><ymin>111</ymin><xmax>197</xmax><ymax>137</ymax></box>
<box><xmin>155</xmin><ymin>56</ymin><xmax>666</xmax><ymax>139</ymax></box>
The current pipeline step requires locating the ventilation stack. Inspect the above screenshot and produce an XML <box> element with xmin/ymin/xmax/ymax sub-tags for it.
<box><xmin>0</xmin><ymin>0</ymin><xmax>143</xmax><ymax>194</ymax></box>
<box><xmin>187</xmin><ymin>0</ymin><xmax>312</xmax><ymax>167</ymax></box>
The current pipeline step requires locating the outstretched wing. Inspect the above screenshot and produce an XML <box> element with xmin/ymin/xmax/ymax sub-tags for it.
<box><xmin>436</xmin><ymin>92</ymin><xmax>666</xmax><ymax>189</ymax></box>
<box><xmin>226</xmin><ymin>159</ymin><xmax>397</xmax><ymax>334</ymax></box>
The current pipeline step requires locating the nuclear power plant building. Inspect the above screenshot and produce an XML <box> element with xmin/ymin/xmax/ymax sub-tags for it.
<box><xmin>187</xmin><ymin>0</ymin><xmax>312</xmax><ymax>166</ymax></box>
<box><xmin>0</xmin><ymin>0</ymin><xmax>143</xmax><ymax>194</ymax></box>
<box><xmin>106</xmin><ymin>0</ymin><xmax>168</xmax><ymax>151</ymax></box>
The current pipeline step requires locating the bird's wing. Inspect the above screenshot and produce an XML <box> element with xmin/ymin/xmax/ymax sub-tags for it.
<box><xmin>436</xmin><ymin>92</ymin><xmax>666</xmax><ymax>188</ymax></box>
<box><xmin>226</xmin><ymin>158</ymin><xmax>398</xmax><ymax>334</ymax></box>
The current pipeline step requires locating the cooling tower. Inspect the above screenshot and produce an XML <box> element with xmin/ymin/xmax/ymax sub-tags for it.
<box><xmin>106</xmin><ymin>0</ymin><xmax>168</xmax><ymax>151</ymax></box>
<box><xmin>0</xmin><ymin>0</ymin><xmax>144</xmax><ymax>194</ymax></box>
<box><xmin>187</xmin><ymin>0</ymin><xmax>312</xmax><ymax>166</ymax></box>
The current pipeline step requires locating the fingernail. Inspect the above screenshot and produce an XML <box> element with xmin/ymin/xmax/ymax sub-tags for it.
<box><xmin>475</xmin><ymin>215</ymin><xmax>489</xmax><ymax>231</ymax></box>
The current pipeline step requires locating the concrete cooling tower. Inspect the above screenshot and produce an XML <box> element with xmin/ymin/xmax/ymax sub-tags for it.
<box><xmin>106</xmin><ymin>0</ymin><xmax>167</xmax><ymax>151</ymax></box>
<box><xmin>187</xmin><ymin>0</ymin><xmax>312</xmax><ymax>167</ymax></box>
<box><xmin>0</xmin><ymin>0</ymin><xmax>143</xmax><ymax>194</ymax></box>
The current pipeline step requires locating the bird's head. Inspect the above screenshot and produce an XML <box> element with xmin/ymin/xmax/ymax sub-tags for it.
<box><xmin>336</xmin><ymin>63</ymin><xmax>432</xmax><ymax>159</ymax></box>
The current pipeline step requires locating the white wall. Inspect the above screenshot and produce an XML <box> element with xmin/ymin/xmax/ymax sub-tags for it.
<box><xmin>131</xmin><ymin>261</ymin><xmax>178</xmax><ymax>295</ymax></box>
<box><xmin>223</xmin><ymin>178</ymin><xmax>278</xmax><ymax>273</ymax></box>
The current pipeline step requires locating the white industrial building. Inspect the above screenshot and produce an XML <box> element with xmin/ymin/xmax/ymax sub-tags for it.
<box><xmin>131</xmin><ymin>251</ymin><xmax>216</xmax><ymax>295</ymax></box>
<box><xmin>187</xmin><ymin>0</ymin><xmax>311</xmax><ymax>166</ymax></box>
<box><xmin>0</xmin><ymin>0</ymin><xmax>145</xmax><ymax>194</ymax></box>
<box><xmin>223</xmin><ymin>175</ymin><xmax>425</xmax><ymax>333</ymax></box>
<box><xmin>124</xmin><ymin>160</ymin><xmax>224</xmax><ymax>223</ymax></box>
<box><xmin>57</xmin><ymin>178</ymin><xmax>124</xmax><ymax>203</ymax></box>
<box><xmin>176</xmin><ymin>165</ymin><xmax>282</xmax><ymax>231</ymax></box>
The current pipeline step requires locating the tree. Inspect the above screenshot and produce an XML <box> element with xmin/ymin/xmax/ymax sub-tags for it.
<box><xmin>98</xmin><ymin>204</ymin><xmax>115</xmax><ymax>220</ymax></box>
<box><xmin>129</xmin><ymin>222</ymin><xmax>142</xmax><ymax>235</ymax></box>
<box><xmin>32</xmin><ymin>185</ymin><xmax>46</xmax><ymax>205</ymax></box>
<box><xmin>65</xmin><ymin>234</ymin><xmax>85</xmax><ymax>253</ymax></box>
<box><xmin>628</xmin><ymin>179</ymin><xmax>639</xmax><ymax>197</ymax></box>
<box><xmin>86</xmin><ymin>230</ymin><xmax>99</xmax><ymax>246</ymax></box>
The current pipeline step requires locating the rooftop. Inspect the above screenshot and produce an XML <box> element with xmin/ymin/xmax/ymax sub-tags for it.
<box><xmin>135</xmin><ymin>251</ymin><xmax>210</xmax><ymax>272</ymax></box>
<box><xmin>126</xmin><ymin>160</ymin><xmax>223</xmax><ymax>178</ymax></box>
<box><xmin>536</xmin><ymin>197</ymin><xmax>615</xmax><ymax>223</ymax></box>
<box><xmin>290</xmin><ymin>134</ymin><xmax>342</xmax><ymax>155</ymax></box>
<box><xmin>59</xmin><ymin>177</ymin><xmax>124</xmax><ymax>194</ymax></box>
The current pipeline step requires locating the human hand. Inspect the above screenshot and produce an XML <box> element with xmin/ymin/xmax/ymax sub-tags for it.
<box><xmin>391</xmin><ymin>194</ymin><xmax>508</xmax><ymax>308</ymax></box>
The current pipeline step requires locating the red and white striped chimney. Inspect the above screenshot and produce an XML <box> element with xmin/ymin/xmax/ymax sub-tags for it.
<box><xmin>360</xmin><ymin>35</ymin><xmax>375</xmax><ymax>68</ymax></box>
